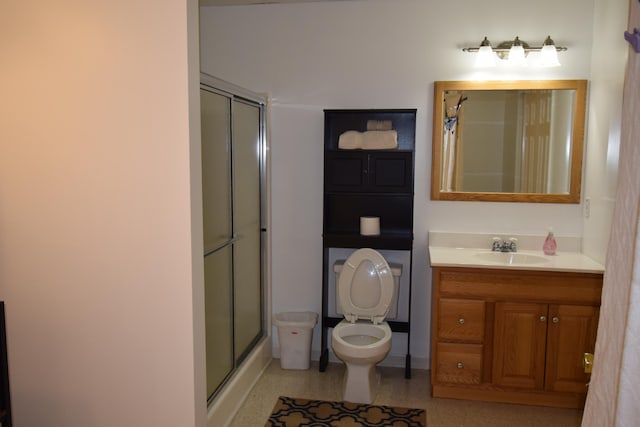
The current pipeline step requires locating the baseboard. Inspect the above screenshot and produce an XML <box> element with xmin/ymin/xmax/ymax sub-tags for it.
<box><xmin>208</xmin><ymin>337</ymin><xmax>272</xmax><ymax>427</ymax></box>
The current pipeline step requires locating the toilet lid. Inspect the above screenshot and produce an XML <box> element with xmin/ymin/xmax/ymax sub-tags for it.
<box><xmin>337</xmin><ymin>248</ymin><xmax>394</xmax><ymax>324</ymax></box>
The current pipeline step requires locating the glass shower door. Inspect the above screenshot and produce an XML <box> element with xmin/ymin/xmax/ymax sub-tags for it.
<box><xmin>200</xmin><ymin>88</ymin><xmax>234</xmax><ymax>399</ymax></box>
<box><xmin>200</xmin><ymin>79</ymin><xmax>266</xmax><ymax>403</ymax></box>
<box><xmin>232</xmin><ymin>99</ymin><xmax>263</xmax><ymax>361</ymax></box>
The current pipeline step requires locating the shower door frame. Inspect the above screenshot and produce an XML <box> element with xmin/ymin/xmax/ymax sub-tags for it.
<box><xmin>200</xmin><ymin>73</ymin><xmax>269</xmax><ymax>404</ymax></box>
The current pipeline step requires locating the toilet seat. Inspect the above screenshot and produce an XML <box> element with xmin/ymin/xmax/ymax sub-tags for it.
<box><xmin>337</xmin><ymin>248</ymin><xmax>394</xmax><ymax>325</ymax></box>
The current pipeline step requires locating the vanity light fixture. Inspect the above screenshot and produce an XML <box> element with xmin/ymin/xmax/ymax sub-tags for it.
<box><xmin>538</xmin><ymin>36</ymin><xmax>561</xmax><ymax>67</ymax></box>
<box><xmin>507</xmin><ymin>37</ymin><xmax>527</xmax><ymax>66</ymax></box>
<box><xmin>463</xmin><ymin>35</ymin><xmax>566</xmax><ymax>67</ymax></box>
<box><xmin>474</xmin><ymin>37</ymin><xmax>497</xmax><ymax>67</ymax></box>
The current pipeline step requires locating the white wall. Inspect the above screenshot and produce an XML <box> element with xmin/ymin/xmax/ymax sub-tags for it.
<box><xmin>582</xmin><ymin>0</ymin><xmax>628</xmax><ymax>263</ymax></box>
<box><xmin>200</xmin><ymin>0</ymin><xmax>615</xmax><ymax>365</ymax></box>
<box><xmin>0</xmin><ymin>1</ymin><xmax>205</xmax><ymax>426</ymax></box>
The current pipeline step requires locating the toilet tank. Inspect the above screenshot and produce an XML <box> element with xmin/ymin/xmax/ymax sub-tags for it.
<box><xmin>333</xmin><ymin>260</ymin><xmax>402</xmax><ymax>319</ymax></box>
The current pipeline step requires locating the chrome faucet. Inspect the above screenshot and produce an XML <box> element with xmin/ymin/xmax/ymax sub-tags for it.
<box><xmin>492</xmin><ymin>237</ymin><xmax>518</xmax><ymax>252</ymax></box>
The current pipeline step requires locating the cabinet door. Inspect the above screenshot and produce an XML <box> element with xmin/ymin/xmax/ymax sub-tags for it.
<box><xmin>324</xmin><ymin>151</ymin><xmax>413</xmax><ymax>193</ymax></box>
<box><xmin>493</xmin><ymin>302</ymin><xmax>548</xmax><ymax>389</ymax></box>
<box><xmin>545</xmin><ymin>304</ymin><xmax>598</xmax><ymax>393</ymax></box>
<box><xmin>324</xmin><ymin>151</ymin><xmax>367</xmax><ymax>192</ymax></box>
<box><xmin>368</xmin><ymin>152</ymin><xmax>413</xmax><ymax>192</ymax></box>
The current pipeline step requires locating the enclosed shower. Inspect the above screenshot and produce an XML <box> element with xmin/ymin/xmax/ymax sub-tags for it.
<box><xmin>200</xmin><ymin>74</ymin><xmax>267</xmax><ymax>403</ymax></box>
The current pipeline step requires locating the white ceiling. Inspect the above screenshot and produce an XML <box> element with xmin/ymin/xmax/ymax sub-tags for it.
<box><xmin>200</xmin><ymin>0</ymin><xmax>347</xmax><ymax>6</ymax></box>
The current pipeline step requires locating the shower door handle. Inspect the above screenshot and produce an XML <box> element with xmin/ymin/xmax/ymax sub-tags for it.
<box><xmin>204</xmin><ymin>234</ymin><xmax>239</xmax><ymax>257</ymax></box>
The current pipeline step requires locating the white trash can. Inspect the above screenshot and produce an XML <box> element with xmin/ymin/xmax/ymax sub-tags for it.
<box><xmin>273</xmin><ymin>311</ymin><xmax>318</xmax><ymax>370</ymax></box>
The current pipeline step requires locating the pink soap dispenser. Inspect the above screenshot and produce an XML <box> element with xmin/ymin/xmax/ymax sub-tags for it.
<box><xmin>543</xmin><ymin>227</ymin><xmax>557</xmax><ymax>255</ymax></box>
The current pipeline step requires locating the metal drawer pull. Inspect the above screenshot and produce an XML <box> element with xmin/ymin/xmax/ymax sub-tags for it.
<box><xmin>457</xmin><ymin>362</ymin><xmax>464</xmax><ymax>369</ymax></box>
<box><xmin>552</xmin><ymin>316</ymin><xmax>559</xmax><ymax>323</ymax></box>
<box><xmin>458</xmin><ymin>318</ymin><xmax>465</xmax><ymax>325</ymax></box>
<box><xmin>539</xmin><ymin>315</ymin><xmax>547</xmax><ymax>322</ymax></box>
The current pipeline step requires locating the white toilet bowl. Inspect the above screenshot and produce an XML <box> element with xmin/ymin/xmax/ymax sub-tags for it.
<box><xmin>332</xmin><ymin>320</ymin><xmax>392</xmax><ymax>403</ymax></box>
<box><xmin>331</xmin><ymin>248</ymin><xmax>398</xmax><ymax>404</ymax></box>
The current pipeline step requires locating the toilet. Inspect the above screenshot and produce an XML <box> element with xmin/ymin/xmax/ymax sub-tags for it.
<box><xmin>331</xmin><ymin>248</ymin><xmax>399</xmax><ymax>404</ymax></box>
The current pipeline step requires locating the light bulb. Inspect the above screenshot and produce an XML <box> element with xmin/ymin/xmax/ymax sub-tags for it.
<box><xmin>508</xmin><ymin>45</ymin><xmax>526</xmax><ymax>66</ymax></box>
<box><xmin>539</xmin><ymin>36</ymin><xmax>561</xmax><ymax>67</ymax></box>
<box><xmin>475</xmin><ymin>45</ymin><xmax>497</xmax><ymax>67</ymax></box>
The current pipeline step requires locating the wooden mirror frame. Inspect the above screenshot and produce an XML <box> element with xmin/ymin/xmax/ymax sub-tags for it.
<box><xmin>431</xmin><ymin>79</ymin><xmax>588</xmax><ymax>203</ymax></box>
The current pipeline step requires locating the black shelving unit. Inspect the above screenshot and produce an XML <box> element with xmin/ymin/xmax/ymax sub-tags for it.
<box><xmin>319</xmin><ymin>109</ymin><xmax>416</xmax><ymax>379</ymax></box>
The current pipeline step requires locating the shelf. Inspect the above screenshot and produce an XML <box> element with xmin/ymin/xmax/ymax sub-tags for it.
<box><xmin>325</xmin><ymin>148</ymin><xmax>414</xmax><ymax>153</ymax></box>
<box><xmin>324</xmin><ymin>191</ymin><xmax>413</xmax><ymax>196</ymax></box>
<box><xmin>324</xmin><ymin>193</ymin><xmax>413</xmax><ymax>235</ymax></box>
<box><xmin>323</xmin><ymin>316</ymin><xmax>410</xmax><ymax>333</ymax></box>
<box><xmin>324</xmin><ymin>109</ymin><xmax>417</xmax><ymax>151</ymax></box>
<box><xmin>323</xmin><ymin>232</ymin><xmax>413</xmax><ymax>250</ymax></box>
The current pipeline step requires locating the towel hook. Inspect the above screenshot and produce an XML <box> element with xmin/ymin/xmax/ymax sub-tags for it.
<box><xmin>624</xmin><ymin>28</ymin><xmax>640</xmax><ymax>53</ymax></box>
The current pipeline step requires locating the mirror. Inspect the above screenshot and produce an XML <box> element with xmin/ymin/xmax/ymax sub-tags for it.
<box><xmin>431</xmin><ymin>80</ymin><xmax>587</xmax><ymax>203</ymax></box>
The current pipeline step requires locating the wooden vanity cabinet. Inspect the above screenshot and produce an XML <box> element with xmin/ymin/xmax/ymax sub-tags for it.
<box><xmin>492</xmin><ymin>302</ymin><xmax>599</xmax><ymax>393</ymax></box>
<box><xmin>544</xmin><ymin>304</ymin><xmax>599</xmax><ymax>393</ymax></box>
<box><xmin>431</xmin><ymin>267</ymin><xmax>603</xmax><ymax>408</ymax></box>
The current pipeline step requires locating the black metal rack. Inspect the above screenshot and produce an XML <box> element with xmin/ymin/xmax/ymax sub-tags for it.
<box><xmin>319</xmin><ymin>109</ymin><xmax>416</xmax><ymax>379</ymax></box>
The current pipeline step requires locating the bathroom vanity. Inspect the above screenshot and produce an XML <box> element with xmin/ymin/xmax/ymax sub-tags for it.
<box><xmin>429</xmin><ymin>234</ymin><xmax>604</xmax><ymax>408</ymax></box>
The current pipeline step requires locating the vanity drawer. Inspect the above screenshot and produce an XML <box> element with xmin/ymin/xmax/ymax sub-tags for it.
<box><xmin>438</xmin><ymin>298</ymin><xmax>485</xmax><ymax>342</ymax></box>
<box><xmin>435</xmin><ymin>342</ymin><xmax>482</xmax><ymax>385</ymax></box>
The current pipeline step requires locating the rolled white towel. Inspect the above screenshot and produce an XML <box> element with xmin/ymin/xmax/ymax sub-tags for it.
<box><xmin>366</xmin><ymin>120</ymin><xmax>393</xmax><ymax>131</ymax></box>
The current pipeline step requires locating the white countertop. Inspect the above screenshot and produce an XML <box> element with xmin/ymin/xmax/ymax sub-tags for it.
<box><xmin>428</xmin><ymin>232</ymin><xmax>605</xmax><ymax>273</ymax></box>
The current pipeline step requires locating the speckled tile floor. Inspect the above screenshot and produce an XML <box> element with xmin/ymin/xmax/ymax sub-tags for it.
<box><xmin>229</xmin><ymin>360</ymin><xmax>583</xmax><ymax>427</ymax></box>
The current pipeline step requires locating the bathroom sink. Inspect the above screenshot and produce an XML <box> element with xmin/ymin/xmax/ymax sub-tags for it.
<box><xmin>474</xmin><ymin>252</ymin><xmax>549</xmax><ymax>265</ymax></box>
<box><xmin>429</xmin><ymin>232</ymin><xmax>606</xmax><ymax>273</ymax></box>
